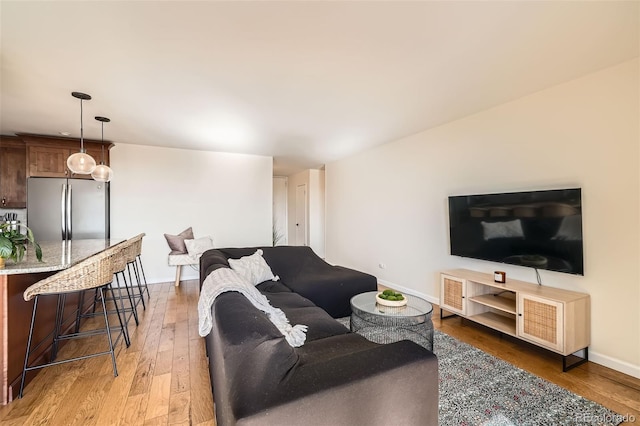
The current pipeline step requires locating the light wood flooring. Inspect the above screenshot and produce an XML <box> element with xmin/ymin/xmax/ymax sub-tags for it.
<box><xmin>1</xmin><ymin>280</ymin><xmax>638</xmax><ymax>425</ymax></box>
<box><xmin>0</xmin><ymin>280</ymin><xmax>214</xmax><ymax>426</ymax></box>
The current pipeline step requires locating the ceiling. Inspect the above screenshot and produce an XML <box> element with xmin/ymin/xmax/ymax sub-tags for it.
<box><xmin>1</xmin><ymin>1</ymin><xmax>638</xmax><ymax>176</ymax></box>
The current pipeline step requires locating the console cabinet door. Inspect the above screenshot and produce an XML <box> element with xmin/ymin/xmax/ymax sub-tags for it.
<box><xmin>518</xmin><ymin>294</ymin><xmax>564</xmax><ymax>352</ymax></box>
<box><xmin>440</xmin><ymin>274</ymin><xmax>466</xmax><ymax>315</ymax></box>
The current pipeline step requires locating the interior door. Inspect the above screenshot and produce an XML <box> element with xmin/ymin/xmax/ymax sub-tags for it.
<box><xmin>272</xmin><ymin>177</ymin><xmax>288</xmax><ymax>246</ymax></box>
<box><xmin>295</xmin><ymin>184</ymin><xmax>307</xmax><ymax>246</ymax></box>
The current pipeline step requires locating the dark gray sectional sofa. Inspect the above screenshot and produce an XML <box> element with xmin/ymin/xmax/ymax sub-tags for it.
<box><xmin>199</xmin><ymin>246</ymin><xmax>439</xmax><ymax>426</ymax></box>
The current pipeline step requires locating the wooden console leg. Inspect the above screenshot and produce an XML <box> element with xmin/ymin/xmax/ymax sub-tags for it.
<box><xmin>175</xmin><ymin>265</ymin><xmax>182</xmax><ymax>287</ymax></box>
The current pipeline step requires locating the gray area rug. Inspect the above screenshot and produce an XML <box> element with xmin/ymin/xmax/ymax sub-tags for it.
<box><xmin>336</xmin><ymin>317</ymin><xmax>622</xmax><ymax>426</ymax></box>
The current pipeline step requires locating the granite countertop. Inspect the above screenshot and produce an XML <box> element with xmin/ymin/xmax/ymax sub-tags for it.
<box><xmin>0</xmin><ymin>239</ymin><xmax>124</xmax><ymax>275</ymax></box>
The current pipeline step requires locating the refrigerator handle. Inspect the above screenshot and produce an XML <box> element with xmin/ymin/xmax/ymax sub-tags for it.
<box><xmin>61</xmin><ymin>184</ymin><xmax>67</xmax><ymax>240</ymax></box>
<box><xmin>67</xmin><ymin>184</ymin><xmax>72</xmax><ymax>240</ymax></box>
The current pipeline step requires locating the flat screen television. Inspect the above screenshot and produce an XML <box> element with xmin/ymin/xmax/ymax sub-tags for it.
<box><xmin>448</xmin><ymin>188</ymin><xmax>583</xmax><ymax>275</ymax></box>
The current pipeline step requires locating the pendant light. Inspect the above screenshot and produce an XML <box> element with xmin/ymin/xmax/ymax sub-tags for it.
<box><xmin>91</xmin><ymin>116</ymin><xmax>114</xmax><ymax>182</ymax></box>
<box><xmin>67</xmin><ymin>92</ymin><xmax>97</xmax><ymax>174</ymax></box>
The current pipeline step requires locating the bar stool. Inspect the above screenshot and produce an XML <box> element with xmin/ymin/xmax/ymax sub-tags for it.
<box><xmin>124</xmin><ymin>234</ymin><xmax>149</xmax><ymax>307</ymax></box>
<box><xmin>74</xmin><ymin>241</ymin><xmax>127</xmax><ymax>333</ymax></box>
<box><xmin>75</xmin><ymin>245</ymin><xmax>132</xmax><ymax>347</ymax></box>
<box><xmin>80</xmin><ymin>236</ymin><xmax>147</xmax><ymax>330</ymax></box>
<box><xmin>20</xmin><ymin>250</ymin><xmax>128</xmax><ymax>397</ymax></box>
<box><xmin>112</xmin><ymin>239</ymin><xmax>142</xmax><ymax>326</ymax></box>
<box><xmin>130</xmin><ymin>233</ymin><xmax>150</xmax><ymax>301</ymax></box>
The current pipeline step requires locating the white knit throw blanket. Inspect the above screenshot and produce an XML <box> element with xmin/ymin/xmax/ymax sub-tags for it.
<box><xmin>198</xmin><ymin>267</ymin><xmax>308</xmax><ymax>347</ymax></box>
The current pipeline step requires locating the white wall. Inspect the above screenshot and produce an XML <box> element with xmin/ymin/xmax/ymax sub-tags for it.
<box><xmin>110</xmin><ymin>144</ymin><xmax>272</xmax><ymax>283</ymax></box>
<box><xmin>326</xmin><ymin>59</ymin><xmax>640</xmax><ymax>377</ymax></box>
<box><xmin>273</xmin><ymin>176</ymin><xmax>288</xmax><ymax>245</ymax></box>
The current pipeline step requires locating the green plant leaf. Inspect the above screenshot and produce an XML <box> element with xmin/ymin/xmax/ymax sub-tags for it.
<box><xmin>0</xmin><ymin>224</ymin><xmax>44</xmax><ymax>263</ymax></box>
<box><xmin>15</xmin><ymin>244</ymin><xmax>25</xmax><ymax>263</ymax></box>
<box><xmin>0</xmin><ymin>235</ymin><xmax>12</xmax><ymax>258</ymax></box>
<box><xmin>34</xmin><ymin>242</ymin><xmax>43</xmax><ymax>262</ymax></box>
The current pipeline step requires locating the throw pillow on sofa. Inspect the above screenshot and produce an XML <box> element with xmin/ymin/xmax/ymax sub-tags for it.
<box><xmin>229</xmin><ymin>249</ymin><xmax>279</xmax><ymax>285</ymax></box>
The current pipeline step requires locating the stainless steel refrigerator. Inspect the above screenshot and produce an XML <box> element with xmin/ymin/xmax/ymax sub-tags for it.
<box><xmin>27</xmin><ymin>177</ymin><xmax>110</xmax><ymax>241</ymax></box>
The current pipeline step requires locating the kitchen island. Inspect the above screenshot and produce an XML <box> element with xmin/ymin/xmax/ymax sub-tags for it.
<box><xmin>0</xmin><ymin>239</ymin><xmax>124</xmax><ymax>404</ymax></box>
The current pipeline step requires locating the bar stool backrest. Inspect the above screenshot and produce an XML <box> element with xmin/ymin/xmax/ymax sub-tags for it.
<box><xmin>111</xmin><ymin>243</ymin><xmax>129</xmax><ymax>274</ymax></box>
<box><xmin>131</xmin><ymin>233</ymin><xmax>145</xmax><ymax>256</ymax></box>
<box><xmin>23</xmin><ymin>254</ymin><xmax>101</xmax><ymax>301</ymax></box>
<box><xmin>124</xmin><ymin>234</ymin><xmax>145</xmax><ymax>263</ymax></box>
<box><xmin>95</xmin><ymin>249</ymin><xmax>118</xmax><ymax>287</ymax></box>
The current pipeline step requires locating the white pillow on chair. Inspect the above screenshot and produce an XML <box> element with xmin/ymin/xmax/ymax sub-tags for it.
<box><xmin>228</xmin><ymin>249</ymin><xmax>279</xmax><ymax>285</ymax></box>
<box><xmin>184</xmin><ymin>236</ymin><xmax>215</xmax><ymax>257</ymax></box>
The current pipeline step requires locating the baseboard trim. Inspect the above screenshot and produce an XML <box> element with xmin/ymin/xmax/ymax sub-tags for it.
<box><xmin>149</xmin><ymin>268</ymin><xmax>200</xmax><ymax>285</ymax></box>
<box><xmin>377</xmin><ymin>279</ymin><xmax>439</xmax><ymax>305</ymax></box>
<box><xmin>589</xmin><ymin>351</ymin><xmax>640</xmax><ymax>379</ymax></box>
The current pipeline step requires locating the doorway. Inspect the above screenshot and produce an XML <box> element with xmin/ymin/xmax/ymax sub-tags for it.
<box><xmin>295</xmin><ymin>183</ymin><xmax>307</xmax><ymax>246</ymax></box>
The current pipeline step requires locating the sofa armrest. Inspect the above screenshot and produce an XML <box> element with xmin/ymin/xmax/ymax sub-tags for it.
<box><xmin>237</xmin><ymin>340</ymin><xmax>438</xmax><ymax>426</ymax></box>
<box><xmin>199</xmin><ymin>249</ymin><xmax>231</xmax><ymax>288</ymax></box>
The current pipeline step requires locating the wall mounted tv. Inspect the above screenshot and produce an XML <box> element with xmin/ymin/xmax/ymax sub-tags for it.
<box><xmin>448</xmin><ymin>188</ymin><xmax>583</xmax><ymax>275</ymax></box>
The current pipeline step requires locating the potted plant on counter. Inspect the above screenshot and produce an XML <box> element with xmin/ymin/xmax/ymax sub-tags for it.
<box><xmin>0</xmin><ymin>223</ymin><xmax>42</xmax><ymax>269</ymax></box>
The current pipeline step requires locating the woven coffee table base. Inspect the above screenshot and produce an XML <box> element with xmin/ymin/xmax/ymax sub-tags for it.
<box><xmin>351</xmin><ymin>309</ymin><xmax>434</xmax><ymax>351</ymax></box>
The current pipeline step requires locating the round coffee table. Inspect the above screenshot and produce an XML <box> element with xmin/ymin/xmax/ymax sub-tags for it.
<box><xmin>350</xmin><ymin>291</ymin><xmax>434</xmax><ymax>351</ymax></box>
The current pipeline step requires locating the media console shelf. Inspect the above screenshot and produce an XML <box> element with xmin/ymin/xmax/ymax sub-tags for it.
<box><xmin>440</xmin><ymin>269</ymin><xmax>590</xmax><ymax>371</ymax></box>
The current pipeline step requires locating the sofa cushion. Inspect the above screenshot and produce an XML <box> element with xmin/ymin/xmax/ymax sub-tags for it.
<box><xmin>255</xmin><ymin>280</ymin><xmax>292</xmax><ymax>293</ymax></box>
<box><xmin>294</xmin><ymin>333</ymin><xmax>379</xmax><ymax>366</ymax></box>
<box><xmin>280</xmin><ymin>306</ymin><xmax>351</xmax><ymax>342</ymax></box>
<box><xmin>264</xmin><ymin>291</ymin><xmax>315</xmax><ymax>309</ymax></box>
<box><xmin>283</xmin><ymin>264</ymin><xmax>377</xmax><ymax>318</ymax></box>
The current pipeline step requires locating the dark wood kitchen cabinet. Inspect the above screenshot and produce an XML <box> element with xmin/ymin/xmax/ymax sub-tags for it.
<box><xmin>18</xmin><ymin>134</ymin><xmax>112</xmax><ymax>179</ymax></box>
<box><xmin>27</xmin><ymin>145</ymin><xmax>71</xmax><ymax>178</ymax></box>
<box><xmin>0</xmin><ymin>134</ymin><xmax>113</xmax><ymax>207</ymax></box>
<box><xmin>0</xmin><ymin>136</ymin><xmax>27</xmax><ymax>208</ymax></box>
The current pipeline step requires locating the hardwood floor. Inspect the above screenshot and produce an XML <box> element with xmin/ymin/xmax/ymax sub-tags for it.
<box><xmin>0</xmin><ymin>280</ymin><xmax>215</xmax><ymax>426</ymax></box>
<box><xmin>1</xmin><ymin>280</ymin><xmax>638</xmax><ymax>425</ymax></box>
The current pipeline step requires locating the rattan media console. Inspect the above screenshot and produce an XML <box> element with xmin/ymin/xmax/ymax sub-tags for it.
<box><xmin>440</xmin><ymin>268</ymin><xmax>590</xmax><ymax>371</ymax></box>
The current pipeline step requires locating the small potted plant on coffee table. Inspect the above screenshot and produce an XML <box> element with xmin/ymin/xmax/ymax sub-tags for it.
<box><xmin>0</xmin><ymin>223</ymin><xmax>42</xmax><ymax>269</ymax></box>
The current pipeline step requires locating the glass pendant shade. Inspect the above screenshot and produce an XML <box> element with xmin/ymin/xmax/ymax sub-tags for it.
<box><xmin>91</xmin><ymin>164</ymin><xmax>113</xmax><ymax>182</ymax></box>
<box><xmin>68</xmin><ymin>92</ymin><xmax>97</xmax><ymax>175</ymax></box>
<box><xmin>92</xmin><ymin>116</ymin><xmax>113</xmax><ymax>182</ymax></box>
<box><xmin>67</xmin><ymin>151</ymin><xmax>97</xmax><ymax>174</ymax></box>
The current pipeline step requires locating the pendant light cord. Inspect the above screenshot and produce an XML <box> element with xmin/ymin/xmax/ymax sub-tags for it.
<box><xmin>80</xmin><ymin>98</ymin><xmax>85</xmax><ymax>152</ymax></box>
<box><xmin>100</xmin><ymin>122</ymin><xmax>105</xmax><ymax>164</ymax></box>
